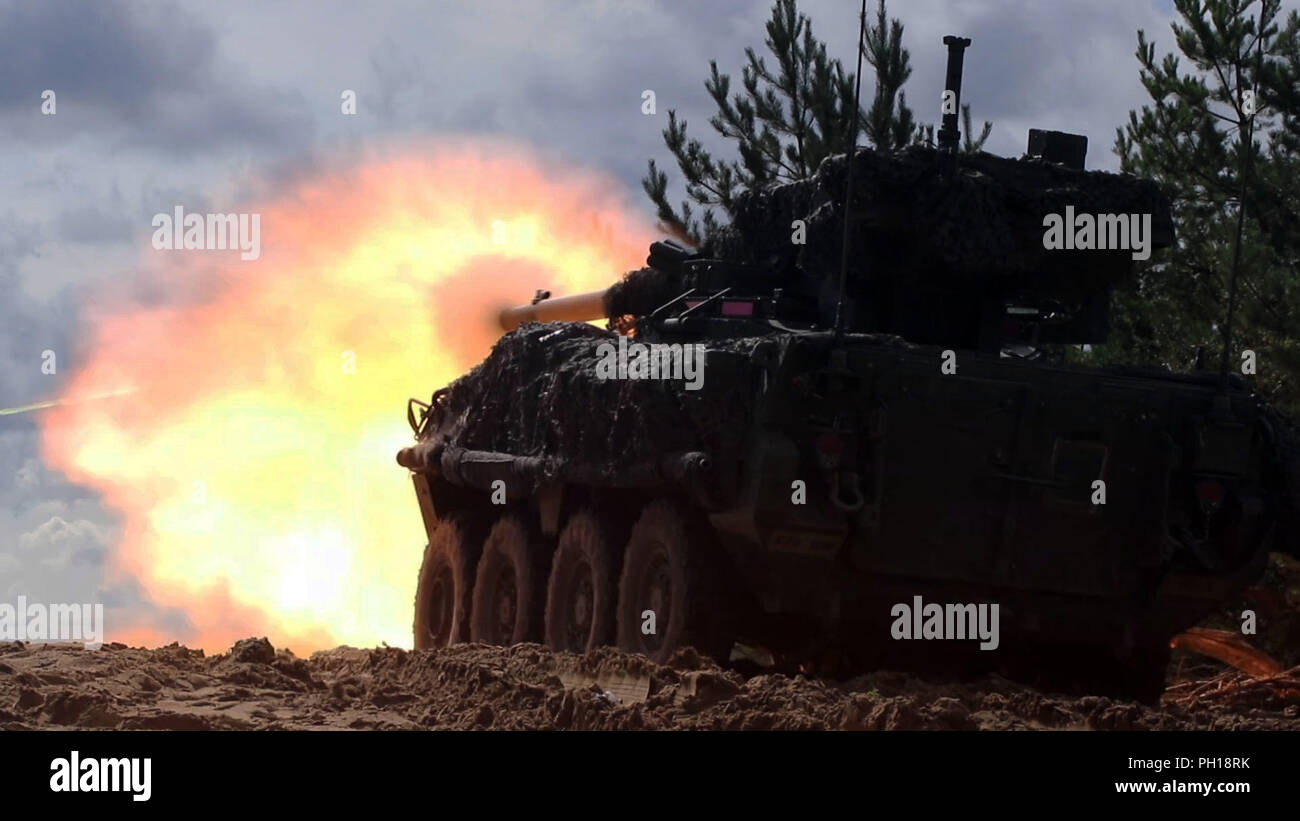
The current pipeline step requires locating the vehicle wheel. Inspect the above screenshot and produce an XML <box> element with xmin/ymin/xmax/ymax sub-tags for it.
<box><xmin>413</xmin><ymin>517</ymin><xmax>480</xmax><ymax>649</ymax></box>
<box><xmin>1008</xmin><ymin>640</ymin><xmax>1170</xmax><ymax>704</ymax></box>
<box><xmin>1115</xmin><ymin>644</ymin><xmax>1171</xmax><ymax>705</ymax></box>
<box><xmin>470</xmin><ymin>514</ymin><xmax>547</xmax><ymax>645</ymax></box>
<box><xmin>545</xmin><ymin>510</ymin><xmax>620</xmax><ymax>653</ymax></box>
<box><xmin>616</xmin><ymin>499</ymin><xmax>723</xmax><ymax>663</ymax></box>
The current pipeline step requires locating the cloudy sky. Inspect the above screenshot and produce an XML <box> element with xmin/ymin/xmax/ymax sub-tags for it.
<box><xmin>2</xmin><ymin>0</ymin><xmax>1290</xmax><ymax>646</ymax></box>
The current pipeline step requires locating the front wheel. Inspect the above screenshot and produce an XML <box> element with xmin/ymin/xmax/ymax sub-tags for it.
<box><xmin>413</xmin><ymin>517</ymin><xmax>480</xmax><ymax>649</ymax></box>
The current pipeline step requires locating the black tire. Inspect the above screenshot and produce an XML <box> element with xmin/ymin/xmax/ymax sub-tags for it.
<box><xmin>616</xmin><ymin>499</ymin><xmax>724</xmax><ymax>663</ymax></box>
<box><xmin>470</xmin><ymin>514</ymin><xmax>547</xmax><ymax>645</ymax></box>
<box><xmin>545</xmin><ymin>510</ymin><xmax>620</xmax><ymax>653</ymax></box>
<box><xmin>1114</xmin><ymin>643</ymin><xmax>1172</xmax><ymax>705</ymax></box>
<box><xmin>413</xmin><ymin>517</ymin><xmax>480</xmax><ymax>650</ymax></box>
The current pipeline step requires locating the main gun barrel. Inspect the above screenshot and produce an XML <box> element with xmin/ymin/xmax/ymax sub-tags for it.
<box><xmin>497</xmin><ymin>288</ymin><xmax>610</xmax><ymax>331</ymax></box>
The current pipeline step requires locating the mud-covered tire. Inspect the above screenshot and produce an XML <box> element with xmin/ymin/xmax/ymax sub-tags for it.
<box><xmin>413</xmin><ymin>517</ymin><xmax>480</xmax><ymax>650</ymax></box>
<box><xmin>545</xmin><ymin>510</ymin><xmax>620</xmax><ymax>653</ymax></box>
<box><xmin>470</xmin><ymin>514</ymin><xmax>547</xmax><ymax>646</ymax></box>
<box><xmin>616</xmin><ymin>499</ymin><xmax>724</xmax><ymax>664</ymax></box>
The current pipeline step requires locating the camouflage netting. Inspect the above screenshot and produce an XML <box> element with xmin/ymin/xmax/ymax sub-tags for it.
<box><xmin>434</xmin><ymin>322</ymin><xmax>764</xmax><ymax>472</ymax></box>
<box><xmin>711</xmin><ymin>144</ymin><xmax>1175</xmax><ymax>298</ymax></box>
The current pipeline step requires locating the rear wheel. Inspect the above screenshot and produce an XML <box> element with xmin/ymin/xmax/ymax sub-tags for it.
<box><xmin>545</xmin><ymin>510</ymin><xmax>620</xmax><ymax>653</ymax></box>
<box><xmin>1002</xmin><ymin>640</ymin><xmax>1171</xmax><ymax>704</ymax></box>
<box><xmin>470</xmin><ymin>514</ymin><xmax>547</xmax><ymax>645</ymax></box>
<box><xmin>616</xmin><ymin>499</ymin><xmax>723</xmax><ymax>663</ymax></box>
<box><xmin>413</xmin><ymin>517</ymin><xmax>480</xmax><ymax>649</ymax></box>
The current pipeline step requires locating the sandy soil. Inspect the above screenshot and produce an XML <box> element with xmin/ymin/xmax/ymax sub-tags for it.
<box><xmin>2</xmin><ymin>636</ymin><xmax>1297</xmax><ymax>731</ymax></box>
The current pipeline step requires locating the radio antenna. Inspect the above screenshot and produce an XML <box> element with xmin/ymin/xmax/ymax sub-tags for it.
<box><xmin>833</xmin><ymin>0</ymin><xmax>868</xmax><ymax>339</ymax></box>
<box><xmin>1218</xmin><ymin>3</ymin><xmax>1266</xmax><ymax>393</ymax></box>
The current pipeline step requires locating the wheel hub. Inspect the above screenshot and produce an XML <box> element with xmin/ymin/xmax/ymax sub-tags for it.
<box><xmin>428</xmin><ymin>564</ymin><xmax>454</xmax><ymax>645</ymax></box>
<box><xmin>492</xmin><ymin>565</ymin><xmax>518</xmax><ymax>644</ymax></box>
<box><xmin>641</xmin><ymin>550</ymin><xmax>672</xmax><ymax>652</ymax></box>
<box><xmin>565</xmin><ymin>561</ymin><xmax>594</xmax><ymax>651</ymax></box>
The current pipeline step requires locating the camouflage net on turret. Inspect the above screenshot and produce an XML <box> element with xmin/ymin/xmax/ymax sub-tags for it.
<box><xmin>713</xmin><ymin>145</ymin><xmax>1175</xmax><ymax>296</ymax></box>
<box><xmin>607</xmin><ymin>146</ymin><xmax>1176</xmax><ymax>328</ymax></box>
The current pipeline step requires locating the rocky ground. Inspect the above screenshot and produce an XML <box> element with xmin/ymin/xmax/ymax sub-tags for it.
<box><xmin>0</xmin><ymin>635</ymin><xmax>1296</xmax><ymax>731</ymax></box>
<box><xmin>4</xmin><ymin>554</ymin><xmax>1297</xmax><ymax>732</ymax></box>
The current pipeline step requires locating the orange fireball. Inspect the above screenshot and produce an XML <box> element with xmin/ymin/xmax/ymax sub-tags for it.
<box><xmin>39</xmin><ymin>138</ymin><xmax>654</xmax><ymax>654</ymax></box>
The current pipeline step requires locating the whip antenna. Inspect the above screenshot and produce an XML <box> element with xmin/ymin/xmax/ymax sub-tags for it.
<box><xmin>1218</xmin><ymin>3</ymin><xmax>1266</xmax><ymax>393</ymax></box>
<box><xmin>833</xmin><ymin>0</ymin><xmax>869</xmax><ymax>338</ymax></box>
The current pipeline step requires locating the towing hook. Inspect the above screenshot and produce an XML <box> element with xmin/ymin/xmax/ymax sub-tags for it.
<box><xmin>407</xmin><ymin>397</ymin><xmax>431</xmax><ymax>435</ymax></box>
<box><xmin>832</xmin><ymin>471</ymin><xmax>865</xmax><ymax>512</ymax></box>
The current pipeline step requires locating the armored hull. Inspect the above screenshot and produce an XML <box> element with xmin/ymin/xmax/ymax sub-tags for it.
<box><xmin>399</xmin><ymin>306</ymin><xmax>1298</xmax><ymax>698</ymax></box>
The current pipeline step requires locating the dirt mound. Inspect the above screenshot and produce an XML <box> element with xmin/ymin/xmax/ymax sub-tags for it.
<box><xmin>1</xmin><ymin>638</ymin><xmax>1297</xmax><ymax>730</ymax></box>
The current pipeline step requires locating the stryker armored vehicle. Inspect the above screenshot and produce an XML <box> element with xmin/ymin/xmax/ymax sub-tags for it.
<box><xmin>398</xmin><ymin>36</ymin><xmax>1300</xmax><ymax>699</ymax></box>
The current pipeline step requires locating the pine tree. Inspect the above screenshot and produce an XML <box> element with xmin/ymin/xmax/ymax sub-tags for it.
<box><xmin>1095</xmin><ymin>0</ymin><xmax>1300</xmax><ymax>413</ymax></box>
<box><xmin>642</xmin><ymin>0</ymin><xmax>992</xmax><ymax>246</ymax></box>
<box><xmin>861</xmin><ymin>0</ymin><xmax>918</xmax><ymax>151</ymax></box>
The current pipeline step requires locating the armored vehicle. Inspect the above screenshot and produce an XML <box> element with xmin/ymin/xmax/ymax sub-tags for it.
<box><xmin>398</xmin><ymin>37</ymin><xmax>1300</xmax><ymax>699</ymax></box>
